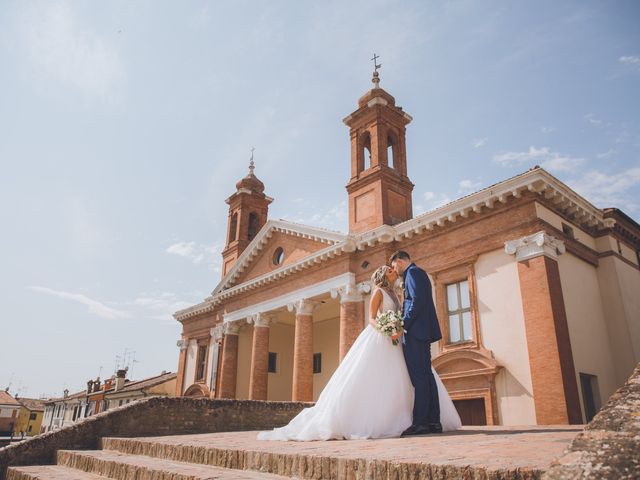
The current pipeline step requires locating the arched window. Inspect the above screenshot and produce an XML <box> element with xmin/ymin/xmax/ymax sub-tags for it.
<box><xmin>248</xmin><ymin>212</ymin><xmax>259</xmax><ymax>241</ymax></box>
<box><xmin>387</xmin><ymin>135</ymin><xmax>394</xmax><ymax>169</ymax></box>
<box><xmin>362</xmin><ymin>132</ymin><xmax>372</xmax><ymax>170</ymax></box>
<box><xmin>228</xmin><ymin>212</ymin><xmax>238</xmax><ymax>243</ymax></box>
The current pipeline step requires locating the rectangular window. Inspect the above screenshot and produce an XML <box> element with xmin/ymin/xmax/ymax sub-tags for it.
<box><xmin>29</xmin><ymin>413</ymin><xmax>37</xmax><ymax>421</ymax></box>
<box><xmin>561</xmin><ymin>223</ymin><xmax>575</xmax><ymax>240</ymax></box>
<box><xmin>195</xmin><ymin>344</ymin><xmax>208</xmax><ymax>381</ymax></box>
<box><xmin>313</xmin><ymin>353</ymin><xmax>322</xmax><ymax>374</ymax></box>
<box><xmin>446</xmin><ymin>280</ymin><xmax>472</xmax><ymax>344</ymax></box>
<box><xmin>268</xmin><ymin>352</ymin><xmax>277</xmax><ymax>373</ymax></box>
<box><xmin>580</xmin><ymin>373</ymin><xmax>601</xmax><ymax>422</ymax></box>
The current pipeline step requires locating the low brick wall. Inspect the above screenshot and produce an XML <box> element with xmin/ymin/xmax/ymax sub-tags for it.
<box><xmin>0</xmin><ymin>397</ymin><xmax>308</xmax><ymax>480</ymax></box>
<box><xmin>543</xmin><ymin>363</ymin><xmax>640</xmax><ymax>479</ymax></box>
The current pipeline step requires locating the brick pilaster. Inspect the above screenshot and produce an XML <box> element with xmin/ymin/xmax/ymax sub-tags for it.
<box><xmin>218</xmin><ymin>329</ymin><xmax>239</xmax><ymax>399</ymax></box>
<box><xmin>292</xmin><ymin>300</ymin><xmax>316</xmax><ymax>402</ymax></box>
<box><xmin>506</xmin><ymin>231</ymin><xmax>582</xmax><ymax>425</ymax></box>
<box><xmin>339</xmin><ymin>300</ymin><xmax>364</xmax><ymax>361</ymax></box>
<box><xmin>249</xmin><ymin>315</ymin><xmax>271</xmax><ymax>400</ymax></box>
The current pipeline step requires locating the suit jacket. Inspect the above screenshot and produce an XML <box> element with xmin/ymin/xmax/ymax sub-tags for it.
<box><xmin>402</xmin><ymin>263</ymin><xmax>442</xmax><ymax>343</ymax></box>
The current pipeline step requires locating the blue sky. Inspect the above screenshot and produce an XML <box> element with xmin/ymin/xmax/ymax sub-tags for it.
<box><xmin>1</xmin><ymin>0</ymin><xmax>638</xmax><ymax>398</ymax></box>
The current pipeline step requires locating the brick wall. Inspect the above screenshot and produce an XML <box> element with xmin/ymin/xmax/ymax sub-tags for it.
<box><xmin>0</xmin><ymin>397</ymin><xmax>308</xmax><ymax>479</ymax></box>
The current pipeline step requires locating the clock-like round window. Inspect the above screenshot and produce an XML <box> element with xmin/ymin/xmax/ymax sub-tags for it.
<box><xmin>273</xmin><ymin>247</ymin><xmax>285</xmax><ymax>266</ymax></box>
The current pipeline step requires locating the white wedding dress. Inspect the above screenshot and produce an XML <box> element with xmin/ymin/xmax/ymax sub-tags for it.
<box><xmin>257</xmin><ymin>288</ymin><xmax>462</xmax><ymax>441</ymax></box>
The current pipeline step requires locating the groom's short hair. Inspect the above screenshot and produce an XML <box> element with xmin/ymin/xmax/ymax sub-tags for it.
<box><xmin>389</xmin><ymin>250</ymin><xmax>411</xmax><ymax>264</ymax></box>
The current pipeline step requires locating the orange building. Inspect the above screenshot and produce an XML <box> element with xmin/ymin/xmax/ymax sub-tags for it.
<box><xmin>174</xmin><ymin>73</ymin><xmax>640</xmax><ymax>426</ymax></box>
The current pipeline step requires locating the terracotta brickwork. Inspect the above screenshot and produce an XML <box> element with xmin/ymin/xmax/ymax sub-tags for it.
<box><xmin>218</xmin><ymin>334</ymin><xmax>239</xmax><ymax>399</ymax></box>
<box><xmin>339</xmin><ymin>301</ymin><xmax>364</xmax><ymax>361</ymax></box>
<box><xmin>344</xmin><ymin>85</ymin><xmax>414</xmax><ymax>233</ymax></box>
<box><xmin>248</xmin><ymin>326</ymin><xmax>269</xmax><ymax>400</ymax></box>
<box><xmin>292</xmin><ymin>314</ymin><xmax>313</xmax><ymax>401</ymax></box>
<box><xmin>517</xmin><ymin>255</ymin><xmax>582</xmax><ymax>424</ymax></box>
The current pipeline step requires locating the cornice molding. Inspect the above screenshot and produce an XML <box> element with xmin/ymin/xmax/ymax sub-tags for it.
<box><xmin>174</xmin><ymin>168</ymin><xmax>613</xmax><ymax>321</ymax></box>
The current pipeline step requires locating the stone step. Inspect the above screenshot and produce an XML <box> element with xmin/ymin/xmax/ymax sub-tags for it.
<box><xmin>56</xmin><ymin>449</ymin><xmax>290</xmax><ymax>479</ymax></box>
<box><xmin>7</xmin><ymin>465</ymin><xmax>111</xmax><ymax>480</ymax></box>
<box><xmin>101</xmin><ymin>428</ymin><xmax>581</xmax><ymax>480</ymax></box>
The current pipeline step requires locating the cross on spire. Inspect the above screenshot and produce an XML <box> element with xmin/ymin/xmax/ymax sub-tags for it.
<box><xmin>249</xmin><ymin>147</ymin><xmax>255</xmax><ymax>175</ymax></box>
<box><xmin>371</xmin><ymin>53</ymin><xmax>382</xmax><ymax>88</ymax></box>
<box><xmin>371</xmin><ymin>53</ymin><xmax>382</xmax><ymax>72</ymax></box>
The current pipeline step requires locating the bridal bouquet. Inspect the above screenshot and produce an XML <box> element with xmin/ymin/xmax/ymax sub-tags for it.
<box><xmin>374</xmin><ymin>310</ymin><xmax>405</xmax><ymax>345</ymax></box>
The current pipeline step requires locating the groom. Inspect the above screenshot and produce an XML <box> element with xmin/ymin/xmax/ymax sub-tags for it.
<box><xmin>390</xmin><ymin>251</ymin><xmax>443</xmax><ymax>436</ymax></box>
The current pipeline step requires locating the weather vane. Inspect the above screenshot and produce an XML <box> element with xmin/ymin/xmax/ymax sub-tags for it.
<box><xmin>249</xmin><ymin>147</ymin><xmax>255</xmax><ymax>174</ymax></box>
<box><xmin>371</xmin><ymin>53</ymin><xmax>382</xmax><ymax>87</ymax></box>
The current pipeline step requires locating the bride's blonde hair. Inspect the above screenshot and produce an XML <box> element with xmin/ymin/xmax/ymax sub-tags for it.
<box><xmin>371</xmin><ymin>265</ymin><xmax>392</xmax><ymax>289</ymax></box>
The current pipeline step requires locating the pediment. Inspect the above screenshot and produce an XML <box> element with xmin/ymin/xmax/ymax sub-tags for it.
<box><xmin>213</xmin><ymin>220</ymin><xmax>346</xmax><ymax>294</ymax></box>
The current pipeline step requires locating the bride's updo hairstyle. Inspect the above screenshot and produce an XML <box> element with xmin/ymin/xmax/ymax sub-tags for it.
<box><xmin>371</xmin><ymin>265</ymin><xmax>391</xmax><ymax>289</ymax></box>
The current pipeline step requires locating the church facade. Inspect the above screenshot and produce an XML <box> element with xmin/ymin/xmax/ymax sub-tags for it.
<box><xmin>174</xmin><ymin>75</ymin><xmax>640</xmax><ymax>426</ymax></box>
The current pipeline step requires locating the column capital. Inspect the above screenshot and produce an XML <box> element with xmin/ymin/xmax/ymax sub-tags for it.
<box><xmin>210</xmin><ymin>325</ymin><xmax>225</xmax><ymax>342</ymax></box>
<box><xmin>331</xmin><ymin>282</ymin><xmax>369</xmax><ymax>304</ymax></box>
<box><xmin>176</xmin><ymin>339</ymin><xmax>189</xmax><ymax>351</ymax></box>
<box><xmin>287</xmin><ymin>298</ymin><xmax>320</xmax><ymax>316</ymax></box>
<box><xmin>505</xmin><ymin>231</ymin><xmax>566</xmax><ymax>262</ymax></box>
<box><xmin>247</xmin><ymin>312</ymin><xmax>275</xmax><ymax>328</ymax></box>
<box><xmin>223</xmin><ymin>321</ymin><xmax>243</xmax><ymax>335</ymax></box>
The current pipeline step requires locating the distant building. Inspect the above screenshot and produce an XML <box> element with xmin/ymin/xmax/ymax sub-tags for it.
<box><xmin>13</xmin><ymin>397</ymin><xmax>45</xmax><ymax>437</ymax></box>
<box><xmin>41</xmin><ymin>370</ymin><xmax>176</xmax><ymax>433</ymax></box>
<box><xmin>0</xmin><ymin>391</ymin><xmax>20</xmax><ymax>437</ymax></box>
<box><xmin>104</xmin><ymin>371</ymin><xmax>176</xmax><ymax>409</ymax></box>
<box><xmin>42</xmin><ymin>389</ymin><xmax>86</xmax><ymax>433</ymax></box>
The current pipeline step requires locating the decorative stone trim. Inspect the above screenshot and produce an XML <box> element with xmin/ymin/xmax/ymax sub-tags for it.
<box><xmin>222</xmin><ymin>272</ymin><xmax>356</xmax><ymax>323</ymax></box>
<box><xmin>330</xmin><ymin>281</ymin><xmax>370</xmax><ymax>303</ymax></box>
<box><xmin>287</xmin><ymin>298</ymin><xmax>320</xmax><ymax>316</ymax></box>
<box><xmin>247</xmin><ymin>312</ymin><xmax>275</xmax><ymax>328</ymax></box>
<box><xmin>505</xmin><ymin>231</ymin><xmax>566</xmax><ymax>262</ymax></box>
<box><xmin>210</xmin><ymin>325</ymin><xmax>224</xmax><ymax>342</ymax></box>
<box><xmin>223</xmin><ymin>321</ymin><xmax>242</xmax><ymax>336</ymax></box>
<box><xmin>176</xmin><ymin>339</ymin><xmax>189</xmax><ymax>351</ymax></box>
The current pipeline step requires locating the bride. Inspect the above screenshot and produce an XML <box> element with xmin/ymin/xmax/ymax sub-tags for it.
<box><xmin>257</xmin><ymin>265</ymin><xmax>461</xmax><ymax>441</ymax></box>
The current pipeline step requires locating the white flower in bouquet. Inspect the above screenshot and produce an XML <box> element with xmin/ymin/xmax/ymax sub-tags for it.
<box><xmin>374</xmin><ymin>310</ymin><xmax>405</xmax><ymax>345</ymax></box>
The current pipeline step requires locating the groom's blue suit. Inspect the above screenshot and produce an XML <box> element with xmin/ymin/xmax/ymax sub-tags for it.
<box><xmin>402</xmin><ymin>262</ymin><xmax>442</xmax><ymax>426</ymax></box>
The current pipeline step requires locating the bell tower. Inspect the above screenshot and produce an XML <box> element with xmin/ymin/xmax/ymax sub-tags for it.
<box><xmin>221</xmin><ymin>151</ymin><xmax>272</xmax><ymax>277</ymax></box>
<box><xmin>343</xmin><ymin>64</ymin><xmax>414</xmax><ymax>233</ymax></box>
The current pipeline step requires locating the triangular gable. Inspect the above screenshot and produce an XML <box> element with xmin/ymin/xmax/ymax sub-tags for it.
<box><xmin>213</xmin><ymin>220</ymin><xmax>346</xmax><ymax>294</ymax></box>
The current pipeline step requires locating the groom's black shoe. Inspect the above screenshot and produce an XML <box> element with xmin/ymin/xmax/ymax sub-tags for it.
<box><xmin>427</xmin><ymin>422</ymin><xmax>443</xmax><ymax>434</ymax></box>
<box><xmin>401</xmin><ymin>424</ymin><xmax>431</xmax><ymax>436</ymax></box>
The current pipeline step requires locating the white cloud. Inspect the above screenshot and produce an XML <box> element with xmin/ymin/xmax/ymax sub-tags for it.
<box><xmin>596</xmin><ymin>149</ymin><xmax>616</xmax><ymax>160</ymax></box>
<box><xmin>27</xmin><ymin>286</ymin><xmax>131</xmax><ymax>320</ymax></box>
<box><xmin>422</xmin><ymin>191</ymin><xmax>452</xmax><ymax>210</ymax></box>
<box><xmin>472</xmin><ymin>138</ymin><xmax>488</xmax><ymax>148</ymax></box>
<box><xmin>568</xmin><ymin>168</ymin><xmax>640</xmax><ymax>212</ymax></box>
<box><xmin>133</xmin><ymin>292</ymin><xmax>195</xmax><ymax>322</ymax></box>
<box><xmin>18</xmin><ymin>1</ymin><xmax>124</xmax><ymax>99</ymax></box>
<box><xmin>281</xmin><ymin>200</ymin><xmax>348</xmax><ymax>233</ymax></box>
<box><xmin>619</xmin><ymin>55</ymin><xmax>640</xmax><ymax>69</ymax></box>
<box><xmin>493</xmin><ymin>146</ymin><xmax>585</xmax><ymax>172</ymax></box>
<box><xmin>584</xmin><ymin>113</ymin><xmax>603</xmax><ymax>126</ymax></box>
<box><xmin>166</xmin><ymin>241</ymin><xmax>222</xmax><ymax>273</ymax></box>
<box><xmin>458</xmin><ymin>179</ymin><xmax>482</xmax><ymax>194</ymax></box>
<box><xmin>541</xmin><ymin>126</ymin><xmax>556</xmax><ymax>133</ymax></box>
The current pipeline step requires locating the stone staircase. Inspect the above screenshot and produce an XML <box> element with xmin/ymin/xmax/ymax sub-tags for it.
<box><xmin>5</xmin><ymin>427</ymin><xmax>583</xmax><ymax>480</ymax></box>
<box><xmin>7</xmin><ymin>448</ymin><xmax>289</xmax><ymax>479</ymax></box>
